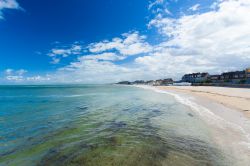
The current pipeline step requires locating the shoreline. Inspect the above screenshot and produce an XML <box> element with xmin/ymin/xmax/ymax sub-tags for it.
<box><xmin>136</xmin><ymin>85</ymin><xmax>250</xmax><ymax>165</ymax></box>
<box><xmin>158</xmin><ymin>86</ymin><xmax>250</xmax><ymax>118</ymax></box>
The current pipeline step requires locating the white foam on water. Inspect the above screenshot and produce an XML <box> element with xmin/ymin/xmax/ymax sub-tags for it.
<box><xmin>136</xmin><ymin>85</ymin><xmax>250</xmax><ymax>149</ymax></box>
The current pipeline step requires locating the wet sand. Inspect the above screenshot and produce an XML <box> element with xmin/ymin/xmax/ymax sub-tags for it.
<box><xmin>158</xmin><ymin>86</ymin><xmax>250</xmax><ymax>118</ymax></box>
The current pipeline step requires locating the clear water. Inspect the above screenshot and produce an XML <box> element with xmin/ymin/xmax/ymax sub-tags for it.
<box><xmin>0</xmin><ymin>85</ymin><xmax>229</xmax><ymax>166</ymax></box>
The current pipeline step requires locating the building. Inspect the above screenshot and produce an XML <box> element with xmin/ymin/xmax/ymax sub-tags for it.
<box><xmin>182</xmin><ymin>72</ymin><xmax>209</xmax><ymax>83</ymax></box>
<box><xmin>221</xmin><ymin>71</ymin><xmax>245</xmax><ymax>80</ymax></box>
<box><xmin>209</xmin><ymin>75</ymin><xmax>220</xmax><ymax>80</ymax></box>
<box><xmin>161</xmin><ymin>78</ymin><xmax>174</xmax><ymax>85</ymax></box>
<box><xmin>208</xmin><ymin>75</ymin><xmax>221</xmax><ymax>83</ymax></box>
<box><xmin>153</xmin><ymin>78</ymin><xmax>173</xmax><ymax>86</ymax></box>
<box><xmin>118</xmin><ymin>68</ymin><xmax>250</xmax><ymax>86</ymax></box>
<box><xmin>246</xmin><ymin>68</ymin><xmax>250</xmax><ymax>78</ymax></box>
<box><xmin>246</xmin><ymin>68</ymin><xmax>250</xmax><ymax>84</ymax></box>
<box><xmin>146</xmin><ymin>80</ymin><xmax>154</xmax><ymax>86</ymax></box>
<box><xmin>221</xmin><ymin>70</ymin><xmax>246</xmax><ymax>83</ymax></box>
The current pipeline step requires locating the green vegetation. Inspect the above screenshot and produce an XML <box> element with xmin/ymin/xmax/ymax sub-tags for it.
<box><xmin>239</xmin><ymin>79</ymin><xmax>246</xmax><ymax>84</ymax></box>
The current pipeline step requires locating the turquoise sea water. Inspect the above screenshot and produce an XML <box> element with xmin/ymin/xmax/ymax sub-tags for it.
<box><xmin>0</xmin><ymin>85</ymin><xmax>229</xmax><ymax>165</ymax></box>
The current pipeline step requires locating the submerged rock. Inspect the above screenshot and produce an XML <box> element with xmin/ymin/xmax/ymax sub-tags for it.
<box><xmin>76</xmin><ymin>106</ymin><xmax>88</xmax><ymax>110</ymax></box>
<box><xmin>110</xmin><ymin>121</ymin><xmax>127</xmax><ymax>129</ymax></box>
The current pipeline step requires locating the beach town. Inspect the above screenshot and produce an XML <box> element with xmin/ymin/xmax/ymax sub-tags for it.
<box><xmin>117</xmin><ymin>67</ymin><xmax>250</xmax><ymax>87</ymax></box>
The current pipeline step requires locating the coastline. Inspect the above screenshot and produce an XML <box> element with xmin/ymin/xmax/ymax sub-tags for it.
<box><xmin>136</xmin><ymin>85</ymin><xmax>250</xmax><ymax>165</ymax></box>
<box><xmin>157</xmin><ymin>86</ymin><xmax>250</xmax><ymax>118</ymax></box>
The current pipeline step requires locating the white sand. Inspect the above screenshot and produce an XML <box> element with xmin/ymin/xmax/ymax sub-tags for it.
<box><xmin>158</xmin><ymin>86</ymin><xmax>250</xmax><ymax>118</ymax></box>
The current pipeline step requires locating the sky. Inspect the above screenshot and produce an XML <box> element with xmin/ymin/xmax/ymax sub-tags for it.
<box><xmin>0</xmin><ymin>0</ymin><xmax>250</xmax><ymax>84</ymax></box>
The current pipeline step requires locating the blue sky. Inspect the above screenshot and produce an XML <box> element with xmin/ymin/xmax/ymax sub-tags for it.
<box><xmin>0</xmin><ymin>0</ymin><xmax>150</xmax><ymax>71</ymax></box>
<box><xmin>0</xmin><ymin>0</ymin><xmax>250</xmax><ymax>84</ymax></box>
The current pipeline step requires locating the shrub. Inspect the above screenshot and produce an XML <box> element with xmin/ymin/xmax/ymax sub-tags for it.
<box><xmin>239</xmin><ymin>79</ymin><xmax>246</xmax><ymax>84</ymax></box>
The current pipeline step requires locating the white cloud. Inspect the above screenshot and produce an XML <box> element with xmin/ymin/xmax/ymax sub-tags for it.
<box><xmin>47</xmin><ymin>44</ymin><xmax>83</xmax><ymax>64</ymax></box>
<box><xmin>164</xmin><ymin>8</ymin><xmax>172</xmax><ymax>15</ymax></box>
<box><xmin>2</xmin><ymin>68</ymin><xmax>52</xmax><ymax>83</ymax></box>
<box><xmin>88</xmin><ymin>31</ymin><xmax>152</xmax><ymax>56</ymax></box>
<box><xmin>4</xmin><ymin>68</ymin><xmax>27</xmax><ymax>82</ymax></box>
<box><xmin>26</xmin><ymin>75</ymin><xmax>51</xmax><ymax>82</ymax></box>
<box><xmin>148</xmin><ymin>17</ymin><xmax>177</xmax><ymax>37</ymax></box>
<box><xmin>51</xmin><ymin>57</ymin><xmax>61</xmax><ymax>64</ymax></box>
<box><xmin>50</xmin><ymin>45</ymin><xmax>82</xmax><ymax>57</ymax></box>
<box><xmin>146</xmin><ymin>0</ymin><xmax>250</xmax><ymax>76</ymax></box>
<box><xmin>189</xmin><ymin>4</ymin><xmax>200</xmax><ymax>11</ymax></box>
<box><xmin>6</xmin><ymin>75</ymin><xmax>24</xmax><ymax>81</ymax></box>
<box><xmin>4</xmin><ymin>68</ymin><xmax>27</xmax><ymax>76</ymax></box>
<box><xmin>16</xmin><ymin>69</ymin><xmax>27</xmax><ymax>75</ymax></box>
<box><xmin>0</xmin><ymin>0</ymin><xmax>20</xmax><ymax>19</ymax></box>
<box><xmin>148</xmin><ymin>0</ymin><xmax>164</xmax><ymax>10</ymax></box>
<box><xmin>50</xmin><ymin>49</ymin><xmax>71</xmax><ymax>57</ymax></box>
<box><xmin>56</xmin><ymin>58</ymin><xmax>135</xmax><ymax>83</ymax></box>
<box><xmin>5</xmin><ymin>75</ymin><xmax>51</xmax><ymax>83</ymax></box>
<box><xmin>35</xmin><ymin>32</ymin><xmax>152</xmax><ymax>83</ymax></box>
<box><xmin>40</xmin><ymin>31</ymin><xmax>154</xmax><ymax>84</ymax></box>
<box><xmin>148</xmin><ymin>0</ymin><xmax>172</xmax><ymax>16</ymax></box>
<box><xmin>4</xmin><ymin>68</ymin><xmax>13</xmax><ymax>75</ymax></box>
<box><xmin>210</xmin><ymin>1</ymin><xmax>219</xmax><ymax>10</ymax></box>
<box><xmin>81</xmin><ymin>52</ymin><xmax>125</xmax><ymax>61</ymax></box>
<box><xmin>47</xmin><ymin>32</ymin><xmax>151</xmax><ymax>65</ymax></box>
<box><xmin>0</xmin><ymin>0</ymin><xmax>19</xmax><ymax>9</ymax></box>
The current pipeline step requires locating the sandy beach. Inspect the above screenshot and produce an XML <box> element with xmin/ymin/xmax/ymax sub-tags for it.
<box><xmin>157</xmin><ymin>86</ymin><xmax>250</xmax><ymax>118</ymax></box>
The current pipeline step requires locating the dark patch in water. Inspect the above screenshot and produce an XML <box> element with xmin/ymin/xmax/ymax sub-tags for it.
<box><xmin>0</xmin><ymin>149</ymin><xmax>17</xmax><ymax>157</ymax></box>
<box><xmin>27</xmin><ymin>136</ymin><xmax>34</xmax><ymax>141</ymax></box>
<box><xmin>151</xmin><ymin>109</ymin><xmax>163</xmax><ymax>117</ymax></box>
<box><xmin>26</xmin><ymin>99</ymin><xmax>49</xmax><ymax>103</ymax></box>
<box><xmin>31</xmin><ymin>106</ymin><xmax>225</xmax><ymax>166</ymax></box>
<box><xmin>76</xmin><ymin>106</ymin><xmax>88</xmax><ymax>110</ymax></box>
<box><xmin>37</xmin><ymin>130</ymin><xmax>224</xmax><ymax>166</ymax></box>
<box><xmin>152</xmin><ymin>109</ymin><xmax>161</xmax><ymax>113</ymax></box>
<box><xmin>188</xmin><ymin>113</ymin><xmax>194</xmax><ymax>117</ymax></box>
<box><xmin>122</xmin><ymin>108</ymin><xmax>130</xmax><ymax>112</ymax></box>
<box><xmin>47</xmin><ymin>121</ymin><xmax>53</xmax><ymax>125</ymax></box>
<box><xmin>108</xmin><ymin>121</ymin><xmax>127</xmax><ymax>130</ymax></box>
<box><xmin>141</xmin><ymin>117</ymin><xmax>150</xmax><ymax>121</ymax></box>
<box><xmin>109</xmin><ymin>136</ymin><xmax>122</xmax><ymax>146</ymax></box>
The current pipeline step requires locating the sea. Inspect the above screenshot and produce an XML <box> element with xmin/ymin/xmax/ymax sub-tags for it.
<box><xmin>0</xmin><ymin>85</ymin><xmax>232</xmax><ymax>166</ymax></box>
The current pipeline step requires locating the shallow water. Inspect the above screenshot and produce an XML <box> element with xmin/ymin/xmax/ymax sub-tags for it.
<box><xmin>0</xmin><ymin>85</ymin><xmax>230</xmax><ymax>165</ymax></box>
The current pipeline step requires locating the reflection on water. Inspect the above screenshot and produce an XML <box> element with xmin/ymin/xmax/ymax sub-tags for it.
<box><xmin>0</xmin><ymin>85</ymin><xmax>228</xmax><ymax>165</ymax></box>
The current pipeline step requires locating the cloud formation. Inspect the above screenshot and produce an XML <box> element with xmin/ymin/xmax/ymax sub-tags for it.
<box><xmin>148</xmin><ymin>0</ymin><xmax>164</xmax><ymax>10</ymax></box>
<box><xmin>189</xmin><ymin>4</ymin><xmax>200</xmax><ymax>11</ymax></box>
<box><xmin>2</xmin><ymin>68</ymin><xmax>50</xmax><ymax>83</ymax></box>
<box><xmin>4</xmin><ymin>68</ymin><xmax>27</xmax><ymax>82</ymax></box>
<box><xmin>49</xmin><ymin>32</ymin><xmax>153</xmax><ymax>83</ymax></box>
<box><xmin>0</xmin><ymin>0</ymin><xmax>20</xmax><ymax>19</ymax></box>
<box><xmin>47</xmin><ymin>44</ymin><xmax>82</xmax><ymax>64</ymax></box>
<box><xmin>47</xmin><ymin>31</ymin><xmax>152</xmax><ymax>66</ymax></box>
<box><xmin>88</xmin><ymin>32</ymin><xmax>152</xmax><ymax>56</ymax></box>
<box><xmin>146</xmin><ymin>0</ymin><xmax>250</xmax><ymax>74</ymax></box>
<box><xmin>4</xmin><ymin>0</ymin><xmax>250</xmax><ymax>84</ymax></box>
